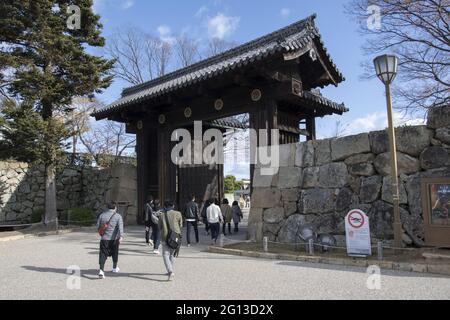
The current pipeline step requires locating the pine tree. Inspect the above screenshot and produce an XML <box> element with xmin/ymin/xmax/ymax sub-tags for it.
<box><xmin>0</xmin><ymin>1</ymin><xmax>114</xmax><ymax>224</ymax></box>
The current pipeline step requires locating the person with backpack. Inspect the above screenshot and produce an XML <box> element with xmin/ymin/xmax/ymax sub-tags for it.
<box><xmin>184</xmin><ymin>194</ymin><xmax>199</xmax><ymax>246</ymax></box>
<box><xmin>144</xmin><ymin>196</ymin><xmax>154</xmax><ymax>246</ymax></box>
<box><xmin>207</xmin><ymin>198</ymin><xmax>223</xmax><ymax>245</ymax></box>
<box><xmin>158</xmin><ymin>199</ymin><xmax>183</xmax><ymax>281</ymax></box>
<box><xmin>231</xmin><ymin>201</ymin><xmax>244</xmax><ymax>233</ymax></box>
<box><xmin>96</xmin><ymin>202</ymin><xmax>124</xmax><ymax>279</ymax></box>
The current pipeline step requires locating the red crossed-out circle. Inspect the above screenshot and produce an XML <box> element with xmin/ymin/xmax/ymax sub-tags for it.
<box><xmin>347</xmin><ymin>210</ymin><xmax>365</xmax><ymax>229</ymax></box>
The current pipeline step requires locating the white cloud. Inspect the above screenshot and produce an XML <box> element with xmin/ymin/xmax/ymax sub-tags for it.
<box><xmin>342</xmin><ymin>111</ymin><xmax>426</xmax><ymax>137</ymax></box>
<box><xmin>157</xmin><ymin>25</ymin><xmax>176</xmax><ymax>44</ymax></box>
<box><xmin>121</xmin><ymin>0</ymin><xmax>134</xmax><ymax>10</ymax></box>
<box><xmin>280</xmin><ymin>8</ymin><xmax>291</xmax><ymax>18</ymax></box>
<box><xmin>207</xmin><ymin>13</ymin><xmax>240</xmax><ymax>39</ymax></box>
<box><xmin>195</xmin><ymin>6</ymin><xmax>209</xmax><ymax>18</ymax></box>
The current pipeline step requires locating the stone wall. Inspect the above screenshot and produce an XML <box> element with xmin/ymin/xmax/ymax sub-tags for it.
<box><xmin>249</xmin><ymin>106</ymin><xmax>450</xmax><ymax>246</ymax></box>
<box><xmin>0</xmin><ymin>163</ymin><xmax>138</xmax><ymax>225</ymax></box>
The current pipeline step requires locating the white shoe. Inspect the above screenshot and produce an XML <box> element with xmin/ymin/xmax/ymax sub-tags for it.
<box><xmin>168</xmin><ymin>272</ymin><xmax>175</xmax><ymax>281</ymax></box>
<box><xmin>112</xmin><ymin>267</ymin><xmax>120</xmax><ymax>273</ymax></box>
<box><xmin>153</xmin><ymin>249</ymin><xmax>160</xmax><ymax>255</ymax></box>
<box><xmin>98</xmin><ymin>270</ymin><xmax>105</xmax><ymax>279</ymax></box>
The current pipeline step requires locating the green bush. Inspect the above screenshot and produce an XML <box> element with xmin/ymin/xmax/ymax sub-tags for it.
<box><xmin>31</xmin><ymin>209</ymin><xmax>44</xmax><ymax>223</ymax></box>
<box><xmin>67</xmin><ymin>208</ymin><xmax>95</xmax><ymax>226</ymax></box>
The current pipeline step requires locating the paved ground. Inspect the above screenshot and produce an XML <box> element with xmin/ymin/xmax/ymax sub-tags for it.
<box><xmin>0</xmin><ymin>211</ymin><xmax>449</xmax><ymax>300</ymax></box>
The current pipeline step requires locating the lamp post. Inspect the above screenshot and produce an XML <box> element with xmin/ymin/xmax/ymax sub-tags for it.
<box><xmin>373</xmin><ymin>54</ymin><xmax>403</xmax><ymax>248</ymax></box>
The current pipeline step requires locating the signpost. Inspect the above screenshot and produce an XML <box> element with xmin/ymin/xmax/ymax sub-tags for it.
<box><xmin>345</xmin><ymin>209</ymin><xmax>372</xmax><ymax>257</ymax></box>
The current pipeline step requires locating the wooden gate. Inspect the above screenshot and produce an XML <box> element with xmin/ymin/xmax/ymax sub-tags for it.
<box><xmin>177</xmin><ymin>164</ymin><xmax>223</xmax><ymax>213</ymax></box>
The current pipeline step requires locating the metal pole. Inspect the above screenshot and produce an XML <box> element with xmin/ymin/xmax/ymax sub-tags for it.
<box><xmin>263</xmin><ymin>236</ymin><xmax>268</xmax><ymax>252</ymax></box>
<box><xmin>377</xmin><ymin>241</ymin><xmax>383</xmax><ymax>261</ymax></box>
<box><xmin>385</xmin><ymin>83</ymin><xmax>402</xmax><ymax>248</ymax></box>
<box><xmin>308</xmin><ymin>239</ymin><xmax>314</xmax><ymax>255</ymax></box>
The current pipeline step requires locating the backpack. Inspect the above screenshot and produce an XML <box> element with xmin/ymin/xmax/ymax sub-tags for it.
<box><xmin>164</xmin><ymin>210</ymin><xmax>182</xmax><ymax>250</ymax></box>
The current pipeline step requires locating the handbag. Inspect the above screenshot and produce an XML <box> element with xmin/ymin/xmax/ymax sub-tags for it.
<box><xmin>164</xmin><ymin>210</ymin><xmax>182</xmax><ymax>250</ymax></box>
<box><xmin>98</xmin><ymin>212</ymin><xmax>116</xmax><ymax>236</ymax></box>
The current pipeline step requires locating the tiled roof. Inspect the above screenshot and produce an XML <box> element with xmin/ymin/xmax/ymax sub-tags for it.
<box><xmin>93</xmin><ymin>14</ymin><xmax>344</xmax><ymax>118</ymax></box>
<box><xmin>206</xmin><ymin>118</ymin><xmax>249</xmax><ymax>130</ymax></box>
<box><xmin>302</xmin><ymin>91</ymin><xmax>348</xmax><ymax>114</ymax></box>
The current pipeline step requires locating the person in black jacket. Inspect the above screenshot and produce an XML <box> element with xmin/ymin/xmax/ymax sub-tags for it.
<box><xmin>144</xmin><ymin>196</ymin><xmax>154</xmax><ymax>246</ymax></box>
<box><xmin>184</xmin><ymin>194</ymin><xmax>199</xmax><ymax>247</ymax></box>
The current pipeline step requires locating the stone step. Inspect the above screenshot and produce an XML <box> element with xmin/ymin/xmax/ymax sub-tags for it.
<box><xmin>422</xmin><ymin>251</ymin><xmax>450</xmax><ymax>260</ymax></box>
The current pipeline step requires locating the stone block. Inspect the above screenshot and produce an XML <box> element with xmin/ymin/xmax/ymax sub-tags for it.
<box><xmin>331</xmin><ymin>133</ymin><xmax>371</xmax><ymax>161</ymax></box>
<box><xmin>318</xmin><ymin>163</ymin><xmax>349</xmax><ymax>188</ymax></box>
<box><xmin>277</xmin><ymin>167</ymin><xmax>302</xmax><ymax>189</ymax></box>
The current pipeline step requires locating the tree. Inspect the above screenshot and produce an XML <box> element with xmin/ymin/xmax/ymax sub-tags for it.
<box><xmin>175</xmin><ymin>35</ymin><xmax>201</xmax><ymax>68</ymax></box>
<box><xmin>105</xmin><ymin>27</ymin><xmax>173</xmax><ymax>85</ymax></box>
<box><xmin>346</xmin><ymin>0</ymin><xmax>449</xmax><ymax>113</ymax></box>
<box><xmin>78</xmin><ymin>119</ymin><xmax>136</xmax><ymax>166</ymax></box>
<box><xmin>0</xmin><ymin>1</ymin><xmax>114</xmax><ymax>224</ymax></box>
<box><xmin>206</xmin><ymin>37</ymin><xmax>237</xmax><ymax>57</ymax></box>
<box><xmin>65</xmin><ymin>96</ymin><xmax>101</xmax><ymax>163</ymax></box>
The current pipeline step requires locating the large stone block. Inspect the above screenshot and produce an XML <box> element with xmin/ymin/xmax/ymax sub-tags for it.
<box><xmin>374</xmin><ymin>152</ymin><xmax>420</xmax><ymax>176</ymax></box>
<box><xmin>263</xmin><ymin>206</ymin><xmax>285</xmax><ymax>224</ymax></box>
<box><xmin>317</xmin><ymin>163</ymin><xmax>349</xmax><ymax>188</ymax></box>
<box><xmin>331</xmin><ymin>133</ymin><xmax>371</xmax><ymax>161</ymax></box>
<box><xmin>435</xmin><ymin>126</ymin><xmax>450</xmax><ymax>145</ymax></box>
<box><xmin>284</xmin><ymin>202</ymin><xmax>298</xmax><ymax>217</ymax></box>
<box><xmin>427</xmin><ymin>105</ymin><xmax>450</xmax><ymax>129</ymax></box>
<box><xmin>348</xmin><ymin>163</ymin><xmax>375</xmax><ymax>176</ymax></box>
<box><xmin>396</xmin><ymin>126</ymin><xmax>433</xmax><ymax>157</ymax></box>
<box><xmin>420</xmin><ymin>146</ymin><xmax>450</xmax><ymax>170</ymax></box>
<box><xmin>299</xmin><ymin>188</ymin><xmax>336</xmax><ymax>214</ymax></box>
<box><xmin>281</xmin><ymin>189</ymin><xmax>300</xmax><ymax>202</ymax></box>
<box><xmin>302</xmin><ymin>167</ymin><xmax>319</xmax><ymax>188</ymax></box>
<box><xmin>336</xmin><ymin>187</ymin><xmax>353</xmax><ymax>212</ymax></box>
<box><xmin>295</xmin><ymin>141</ymin><xmax>314</xmax><ymax>168</ymax></box>
<box><xmin>252</xmin><ymin>168</ymin><xmax>275</xmax><ymax>188</ymax></box>
<box><xmin>381</xmin><ymin>176</ymin><xmax>408</xmax><ymax>205</ymax></box>
<box><xmin>278</xmin><ymin>144</ymin><xmax>296</xmax><ymax>167</ymax></box>
<box><xmin>277</xmin><ymin>214</ymin><xmax>307</xmax><ymax>243</ymax></box>
<box><xmin>359</xmin><ymin>176</ymin><xmax>382</xmax><ymax>203</ymax></box>
<box><xmin>344</xmin><ymin>153</ymin><xmax>375</xmax><ymax>165</ymax></box>
<box><xmin>313</xmin><ymin>139</ymin><xmax>332</xmax><ymax>166</ymax></box>
<box><xmin>251</xmin><ymin>188</ymin><xmax>281</xmax><ymax>209</ymax></box>
<box><xmin>277</xmin><ymin>167</ymin><xmax>303</xmax><ymax>189</ymax></box>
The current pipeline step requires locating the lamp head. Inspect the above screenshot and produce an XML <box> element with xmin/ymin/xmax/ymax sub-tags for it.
<box><xmin>374</xmin><ymin>54</ymin><xmax>398</xmax><ymax>85</ymax></box>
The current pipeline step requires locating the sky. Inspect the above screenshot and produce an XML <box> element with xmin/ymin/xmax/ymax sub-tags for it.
<box><xmin>90</xmin><ymin>0</ymin><xmax>425</xmax><ymax>179</ymax></box>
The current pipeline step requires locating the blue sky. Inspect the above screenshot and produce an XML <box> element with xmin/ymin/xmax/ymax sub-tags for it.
<box><xmin>91</xmin><ymin>0</ymin><xmax>424</xmax><ymax>179</ymax></box>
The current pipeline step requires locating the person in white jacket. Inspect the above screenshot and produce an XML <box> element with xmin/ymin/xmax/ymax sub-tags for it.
<box><xmin>206</xmin><ymin>198</ymin><xmax>223</xmax><ymax>245</ymax></box>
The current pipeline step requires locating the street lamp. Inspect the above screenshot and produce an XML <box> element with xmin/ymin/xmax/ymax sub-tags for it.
<box><xmin>373</xmin><ymin>54</ymin><xmax>402</xmax><ymax>248</ymax></box>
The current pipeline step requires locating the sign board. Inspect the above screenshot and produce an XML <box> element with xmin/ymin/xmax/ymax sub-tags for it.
<box><xmin>345</xmin><ymin>209</ymin><xmax>372</xmax><ymax>257</ymax></box>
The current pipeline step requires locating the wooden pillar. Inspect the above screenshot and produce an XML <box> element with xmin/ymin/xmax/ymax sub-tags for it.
<box><xmin>249</xmin><ymin>99</ymin><xmax>278</xmax><ymax>194</ymax></box>
<box><xmin>136</xmin><ymin>127</ymin><xmax>149</xmax><ymax>224</ymax></box>
<box><xmin>306</xmin><ymin>116</ymin><xmax>316</xmax><ymax>141</ymax></box>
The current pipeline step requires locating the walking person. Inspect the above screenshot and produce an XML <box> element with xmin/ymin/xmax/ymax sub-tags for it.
<box><xmin>220</xmin><ymin>198</ymin><xmax>232</xmax><ymax>236</ymax></box>
<box><xmin>184</xmin><ymin>194</ymin><xmax>199</xmax><ymax>246</ymax></box>
<box><xmin>201</xmin><ymin>199</ymin><xmax>211</xmax><ymax>236</ymax></box>
<box><xmin>150</xmin><ymin>199</ymin><xmax>162</xmax><ymax>254</ymax></box>
<box><xmin>97</xmin><ymin>203</ymin><xmax>124</xmax><ymax>279</ymax></box>
<box><xmin>207</xmin><ymin>198</ymin><xmax>223</xmax><ymax>245</ymax></box>
<box><xmin>232</xmin><ymin>201</ymin><xmax>244</xmax><ymax>233</ymax></box>
<box><xmin>158</xmin><ymin>199</ymin><xmax>183</xmax><ymax>281</ymax></box>
<box><xmin>144</xmin><ymin>196</ymin><xmax>154</xmax><ymax>246</ymax></box>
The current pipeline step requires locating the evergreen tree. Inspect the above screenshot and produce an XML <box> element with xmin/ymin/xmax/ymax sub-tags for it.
<box><xmin>0</xmin><ymin>1</ymin><xmax>114</xmax><ymax>224</ymax></box>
